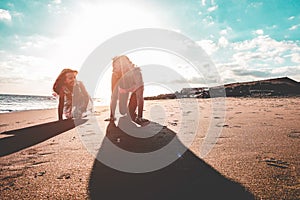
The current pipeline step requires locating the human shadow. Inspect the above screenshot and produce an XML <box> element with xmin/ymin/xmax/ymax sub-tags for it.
<box><xmin>0</xmin><ymin>119</ymin><xmax>87</xmax><ymax>157</ymax></box>
<box><xmin>88</xmin><ymin>117</ymin><xmax>255</xmax><ymax>200</ymax></box>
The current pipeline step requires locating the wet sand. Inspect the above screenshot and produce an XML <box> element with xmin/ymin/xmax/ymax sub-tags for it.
<box><xmin>0</xmin><ymin>98</ymin><xmax>299</xmax><ymax>199</ymax></box>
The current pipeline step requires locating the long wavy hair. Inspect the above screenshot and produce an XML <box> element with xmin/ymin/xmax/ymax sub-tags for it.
<box><xmin>53</xmin><ymin>68</ymin><xmax>78</xmax><ymax>94</ymax></box>
<box><xmin>112</xmin><ymin>55</ymin><xmax>134</xmax><ymax>74</ymax></box>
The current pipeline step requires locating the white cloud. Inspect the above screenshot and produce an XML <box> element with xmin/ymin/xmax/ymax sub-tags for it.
<box><xmin>217</xmin><ymin>63</ymin><xmax>300</xmax><ymax>83</ymax></box>
<box><xmin>249</xmin><ymin>2</ymin><xmax>263</xmax><ymax>8</ymax></box>
<box><xmin>218</xmin><ymin>36</ymin><xmax>228</xmax><ymax>48</ymax></box>
<box><xmin>198</xmin><ymin>35</ymin><xmax>300</xmax><ymax>69</ymax></box>
<box><xmin>232</xmin><ymin>68</ymin><xmax>272</xmax><ymax>78</ymax></box>
<box><xmin>7</xmin><ymin>3</ymin><xmax>14</xmax><ymax>8</ymax></box>
<box><xmin>291</xmin><ymin>53</ymin><xmax>300</xmax><ymax>63</ymax></box>
<box><xmin>201</xmin><ymin>0</ymin><xmax>216</xmax><ymax>7</ymax></box>
<box><xmin>289</xmin><ymin>25</ymin><xmax>299</xmax><ymax>31</ymax></box>
<box><xmin>199</xmin><ymin>35</ymin><xmax>300</xmax><ymax>83</ymax></box>
<box><xmin>266</xmin><ymin>25</ymin><xmax>278</xmax><ymax>30</ymax></box>
<box><xmin>202</xmin><ymin>16</ymin><xmax>215</xmax><ymax>26</ymax></box>
<box><xmin>233</xmin><ymin>35</ymin><xmax>300</xmax><ymax>53</ymax></box>
<box><xmin>219</xmin><ymin>27</ymin><xmax>232</xmax><ymax>36</ymax></box>
<box><xmin>274</xmin><ymin>57</ymin><xmax>285</xmax><ymax>64</ymax></box>
<box><xmin>220</xmin><ymin>29</ymin><xmax>227</xmax><ymax>35</ymax></box>
<box><xmin>0</xmin><ymin>52</ymin><xmax>56</xmax><ymax>78</ymax></box>
<box><xmin>272</xmin><ymin>66</ymin><xmax>300</xmax><ymax>81</ymax></box>
<box><xmin>0</xmin><ymin>51</ymin><xmax>59</xmax><ymax>95</ymax></box>
<box><xmin>11</xmin><ymin>11</ymin><xmax>23</xmax><ymax>18</ymax></box>
<box><xmin>0</xmin><ymin>9</ymin><xmax>12</xmax><ymax>22</ymax></box>
<box><xmin>254</xmin><ymin>29</ymin><xmax>264</xmax><ymax>35</ymax></box>
<box><xmin>14</xmin><ymin>35</ymin><xmax>55</xmax><ymax>51</ymax></box>
<box><xmin>196</xmin><ymin>40</ymin><xmax>218</xmax><ymax>55</ymax></box>
<box><xmin>53</xmin><ymin>0</ymin><xmax>61</xmax><ymax>4</ymax></box>
<box><xmin>288</xmin><ymin>16</ymin><xmax>295</xmax><ymax>20</ymax></box>
<box><xmin>207</xmin><ymin>35</ymin><xmax>300</xmax><ymax>83</ymax></box>
<box><xmin>207</xmin><ymin>5</ymin><xmax>218</xmax><ymax>12</ymax></box>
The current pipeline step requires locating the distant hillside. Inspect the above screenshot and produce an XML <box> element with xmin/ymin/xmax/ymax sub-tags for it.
<box><xmin>224</xmin><ymin>77</ymin><xmax>300</xmax><ymax>97</ymax></box>
<box><xmin>144</xmin><ymin>93</ymin><xmax>177</xmax><ymax>100</ymax></box>
<box><xmin>144</xmin><ymin>77</ymin><xmax>300</xmax><ymax>100</ymax></box>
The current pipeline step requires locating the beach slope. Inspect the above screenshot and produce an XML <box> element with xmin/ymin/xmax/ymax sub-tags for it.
<box><xmin>0</xmin><ymin>98</ymin><xmax>299</xmax><ymax>199</ymax></box>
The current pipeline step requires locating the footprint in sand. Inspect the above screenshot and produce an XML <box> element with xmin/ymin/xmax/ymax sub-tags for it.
<box><xmin>288</xmin><ymin>131</ymin><xmax>300</xmax><ymax>139</ymax></box>
<box><xmin>27</xmin><ymin>149</ymin><xmax>38</xmax><ymax>155</ymax></box>
<box><xmin>57</xmin><ymin>173</ymin><xmax>71</xmax><ymax>179</ymax></box>
<box><xmin>168</xmin><ymin>122</ymin><xmax>178</xmax><ymax>126</ymax></box>
<box><xmin>49</xmin><ymin>142</ymin><xmax>59</xmax><ymax>146</ymax></box>
<box><xmin>275</xmin><ymin>117</ymin><xmax>284</xmax><ymax>119</ymax></box>
<box><xmin>31</xmin><ymin>161</ymin><xmax>49</xmax><ymax>166</ymax></box>
<box><xmin>81</xmin><ymin>132</ymin><xmax>96</xmax><ymax>137</ymax></box>
<box><xmin>38</xmin><ymin>152</ymin><xmax>54</xmax><ymax>156</ymax></box>
<box><xmin>216</xmin><ymin>123</ymin><xmax>229</xmax><ymax>128</ymax></box>
<box><xmin>264</xmin><ymin>158</ymin><xmax>289</xmax><ymax>169</ymax></box>
<box><xmin>0</xmin><ymin>124</ymin><xmax>8</xmax><ymax>127</ymax></box>
<box><xmin>34</xmin><ymin>171</ymin><xmax>46</xmax><ymax>178</ymax></box>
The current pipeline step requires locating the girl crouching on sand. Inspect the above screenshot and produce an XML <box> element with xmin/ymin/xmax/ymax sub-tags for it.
<box><xmin>53</xmin><ymin>69</ymin><xmax>91</xmax><ymax>120</ymax></box>
<box><xmin>110</xmin><ymin>55</ymin><xmax>149</xmax><ymax>126</ymax></box>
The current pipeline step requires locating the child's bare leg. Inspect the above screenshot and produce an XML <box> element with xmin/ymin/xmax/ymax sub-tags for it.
<box><xmin>135</xmin><ymin>87</ymin><xmax>144</xmax><ymax>118</ymax></box>
<box><xmin>128</xmin><ymin>92</ymin><xmax>137</xmax><ymax>120</ymax></box>
<box><xmin>110</xmin><ymin>72</ymin><xmax>119</xmax><ymax>119</ymax></box>
<box><xmin>119</xmin><ymin>92</ymin><xmax>129</xmax><ymax>115</ymax></box>
<box><xmin>134</xmin><ymin>87</ymin><xmax>149</xmax><ymax>126</ymax></box>
<box><xmin>110</xmin><ymin>91</ymin><xmax>118</xmax><ymax>119</ymax></box>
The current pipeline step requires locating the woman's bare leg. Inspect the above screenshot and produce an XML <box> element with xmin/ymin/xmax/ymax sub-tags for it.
<box><xmin>128</xmin><ymin>92</ymin><xmax>137</xmax><ymax>120</ymax></box>
<box><xmin>135</xmin><ymin>87</ymin><xmax>144</xmax><ymax>118</ymax></box>
<box><xmin>110</xmin><ymin>72</ymin><xmax>120</xmax><ymax>119</ymax></box>
<box><xmin>119</xmin><ymin>92</ymin><xmax>129</xmax><ymax>116</ymax></box>
<box><xmin>110</xmin><ymin>89</ymin><xmax>118</xmax><ymax>119</ymax></box>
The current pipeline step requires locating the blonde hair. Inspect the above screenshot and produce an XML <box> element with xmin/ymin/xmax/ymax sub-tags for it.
<box><xmin>53</xmin><ymin>68</ymin><xmax>78</xmax><ymax>94</ymax></box>
<box><xmin>112</xmin><ymin>55</ymin><xmax>134</xmax><ymax>74</ymax></box>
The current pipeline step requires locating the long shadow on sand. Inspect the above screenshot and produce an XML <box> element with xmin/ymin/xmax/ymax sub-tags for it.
<box><xmin>0</xmin><ymin>119</ymin><xmax>87</xmax><ymax>157</ymax></box>
<box><xmin>89</xmin><ymin>117</ymin><xmax>255</xmax><ymax>200</ymax></box>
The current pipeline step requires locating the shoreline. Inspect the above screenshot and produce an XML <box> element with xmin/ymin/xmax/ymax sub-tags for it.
<box><xmin>0</xmin><ymin>108</ymin><xmax>57</xmax><ymax>115</ymax></box>
<box><xmin>1</xmin><ymin>96</ymin><xmax>300</xmax><ymax>115</ymax></box>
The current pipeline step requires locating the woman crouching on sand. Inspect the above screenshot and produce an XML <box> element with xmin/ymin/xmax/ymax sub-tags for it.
<box><xmin>53</xmin><ymin>68</ymin><xmax>90</xmax><ymax>120</ymax></box>
<box><xmin>109</xmin><ymin>55</ymin><xmax>149</xmax><ymax>126</ymax></box>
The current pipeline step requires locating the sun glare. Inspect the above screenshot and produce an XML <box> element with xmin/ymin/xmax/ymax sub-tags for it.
<box><xmin>60</xmin><ymin>1</ymin><xmax>163</xmax><ymax>55</ymax></box>
<box><xmin>48</xmin><ymin>1</ymin><xmax>166</xmax><ymax>100</ymax></box>
<box><xmin>94</xmin><ymin>49</ymin><xmax>204</xmax><ymax>105</ymax></box>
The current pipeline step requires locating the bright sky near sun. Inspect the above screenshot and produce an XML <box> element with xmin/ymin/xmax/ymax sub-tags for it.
<box><xmin>0</xmin><ymin>0</ymin><xmax>300</xmax><ymax>100</ymax></box>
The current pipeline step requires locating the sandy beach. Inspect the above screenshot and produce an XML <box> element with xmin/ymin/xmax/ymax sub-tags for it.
<box><xmin>0</xmin><ymin>98</ymin><xmax>299</xmax><ymax>199</ymax></box>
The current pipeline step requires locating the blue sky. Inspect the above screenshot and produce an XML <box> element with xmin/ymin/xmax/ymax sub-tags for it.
<box><xmin>0</xmin><ymin>0</ymin><xmax>300</xmax><ymax>97</ymax></box>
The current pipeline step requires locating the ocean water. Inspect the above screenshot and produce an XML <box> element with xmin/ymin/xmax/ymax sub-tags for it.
<box><xmin>0</xmin><ymin>94</ymin><xmax>106</xmax><ymax>113</ymax></box>
<box><xmin>0</xmin><ymin>94</ymin><xmax>58</xmax><ymax>113</ymax></box>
